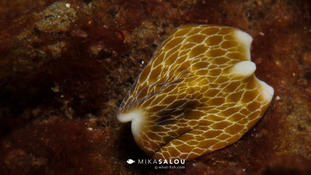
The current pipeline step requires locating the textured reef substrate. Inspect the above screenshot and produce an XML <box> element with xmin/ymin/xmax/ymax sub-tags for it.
<box><xmin>0</xmin><ymin>0</ymin><xmax>311</xmax><ymax>175</ymax></box>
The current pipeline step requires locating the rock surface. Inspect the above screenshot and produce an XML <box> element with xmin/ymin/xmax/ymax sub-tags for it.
<box><xmin>0</xmin><ymin>0</ymin><xmax>311</xmax><ymax>175</ymax></box>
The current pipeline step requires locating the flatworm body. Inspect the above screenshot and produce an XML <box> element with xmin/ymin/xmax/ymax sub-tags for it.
<box><xmin>117</xmin><ymin>25</ymin><xmax>274</xmax><ymax>160</ymax></box>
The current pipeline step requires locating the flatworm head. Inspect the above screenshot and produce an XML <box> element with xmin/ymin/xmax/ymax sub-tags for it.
<box><xmin>117</xmin><ymin>25</ymin><xmax>274</xmax><ymax>160</ymax></box>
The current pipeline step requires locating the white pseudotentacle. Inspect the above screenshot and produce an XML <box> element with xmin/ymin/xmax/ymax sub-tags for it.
<box><xmin>231</xmin><ymin>61</ymin><xmax>256</xmax><ymax>78</ymax></box>
<box><xmin>234</xmin><ymin>30</ymin><xmax>253</xmax><ymax>59</ymax></box>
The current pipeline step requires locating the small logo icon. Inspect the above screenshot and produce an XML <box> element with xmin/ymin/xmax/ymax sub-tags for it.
<box><xmin>127</xmin><ymin>159</ymin><xmax>135</xmax><ymax>164</ymax></box>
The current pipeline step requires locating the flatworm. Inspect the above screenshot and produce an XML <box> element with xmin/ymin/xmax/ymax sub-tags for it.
<box><xmin>117</xmin><ymin>25</ymin><xmax>274</xmax><ymax>160</ymax></box>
